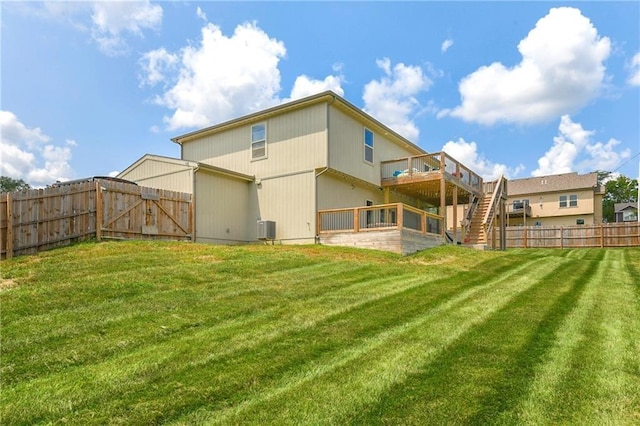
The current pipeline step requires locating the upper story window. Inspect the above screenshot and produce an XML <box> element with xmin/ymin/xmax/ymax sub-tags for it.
<box><xmin>559</xmin><ymin>194</ymin><xmax>578</xmax><ymax>208</ymax></box>
<box><xmin>364</xmin><ymin>128</ymin><xmax>374</xmax><ymax>164</ymax></box>
<box><xmin>251</xmin><ymin>123</ymin><xmax>267</xmax><ymax>160</ymax></box>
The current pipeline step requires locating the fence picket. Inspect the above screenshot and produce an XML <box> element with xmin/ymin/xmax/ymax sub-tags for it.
<box><xmin>1</xmin><ymin>181</ymin><xmax>192</xmax><ymax>259</ymax></box>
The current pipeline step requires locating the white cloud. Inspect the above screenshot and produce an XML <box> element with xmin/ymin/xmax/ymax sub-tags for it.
<box><xmin>288</xmin><ymin>74</ymin><xmax>345</xmax><ymax>101</ymax></box>
<box><xmin>139</xmin><ymin>48</ymin><xmax>178</xmax><ymax>87</ymax></box>
<box><xmin>150</xmin><ymin>21</ymin><xmax>286</xmax><ymax>130</ymax></box>
<box><xmin>628</xmin><ymin>52</ymin><xmax>640</xmax><ymax>86</ymax></box>
<box><xmin>533</xmin><ymin>115</ymin><xmax>631</xmax><ymax>176</ymax></box>
<box><xmin>441</xmin><ymin>39</ymin><xmax>453</xmax><ymax>53</ymax></box>
<box><xmin>141</xmin><ymin>21</ymin><xmax>344</xmax><ymax>130</ymax></box>
<box><xmin>362</xmin><ymin>58</ymin><xmax>433</xmax><ymax>141</ymax></box>
<box><xmin>13</xmin><ymin>1</ymin><xmax>163</xmax><ymax>56</ymax></box>
<box><xmin>196</xmin><ymin>7</ymin><xmax>207</xmax><ymax>22</ymax></box>
<box><xmin>91</xmin><ymin>0</ymin><xmax>163</xmax><ymax>56</ymax></box>
<box><xmin>0</xmin><ymin>111</ymin><xmax>76</xmax><ymax>186</ymax></box>
<box><xmin>444</xmin><ymin>7</ymin><xmax>610</xmax><ymax>125</ymax></box>
<box><xmin>442</xmin><ymin>138</ymin><xmax>524</xmax><ymax>181</ymax></box>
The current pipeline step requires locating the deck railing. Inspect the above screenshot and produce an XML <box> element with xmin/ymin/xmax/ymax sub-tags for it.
<box><xmin>381</xmin><ymin>152</ymin><xmax>483</xmax><ymax>192</ymax></box>
<box><xmin>318</xmin><ymin>203</ymin><xmax>443</xmax><ymax>236</ymax></box>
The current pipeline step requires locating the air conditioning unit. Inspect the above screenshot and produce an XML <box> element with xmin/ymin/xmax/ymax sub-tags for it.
<box><xmin>257</xmin><ymin>220</ymin><xmax>276</xmax><ymax>240</ymax></box>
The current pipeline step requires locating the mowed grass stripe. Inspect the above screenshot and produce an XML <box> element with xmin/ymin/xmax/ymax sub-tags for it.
<box><xmin>174</xmin><ymin>255</ymin><xmax>569</xmax><ymax>424</ymax></box>
<box><xmin>1</xmin><ymin>250</ymin><xmax>517</xmax><ymax>424</ymax></box>
<box><xmin>346</xmin><ymin>249</ymin><xmax>598</xmax><ymax>425</ymax></box>
<box><xmin>3</xmin><ymin>243</ymin><xmax>637</xmax><ymax>425</ymax></box>
<box><xmin>544</xmin><ymin>249</ymin><xmax>640</xmax><ymax>424</ymax></box>
<box><xmin>2</xmin><ymin>261</ymin><xmax>382</xmax><ymax>385</ymax></box>
<box><xmin>1</xmin><ymin>261</ymin><xmax>473</xmax><ymax>423</ymax></box>
<box><xmin>2</xmin><ymin>271</ymin><xmax>419</xmax><ymax>423</ymax></box>
<box><xmin>509</xmin><ymin>250</ymin><xmax>607</xmax><ymax>424</ymax></box>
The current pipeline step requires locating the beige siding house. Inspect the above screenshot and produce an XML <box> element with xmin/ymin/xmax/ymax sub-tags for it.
<box><xmin>118</xmin><ymin>154</ymin><xmax>255</xmax><ymax>244</ymax></box>
<box><xmin>120</xmin><ymin>91</ymin><xmax>498</xmax><ymax>254</ymax></box>
<box><xmin>505</xmin><ymin>172</ymin><xmax>604</xmax><ymax>227</ymax></box>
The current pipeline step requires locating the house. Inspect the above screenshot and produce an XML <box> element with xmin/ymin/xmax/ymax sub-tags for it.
<box><xmin>119</xmin><ymin>91</ymin><xmax>502</xmax><ymax>254</ymax></box>
<box><xmin>504</xmin><ymin>172</ymin><xmax>605</xmax><ymax>227</ymax></box>
<box><xmin>614</xmin><ymin>202</ymin><xmax>638</xmax><ymax>223</ymax></box>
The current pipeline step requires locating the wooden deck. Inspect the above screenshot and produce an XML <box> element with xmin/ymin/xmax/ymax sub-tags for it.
<box><xmin>380</xmin><ymin>152</ymin><xmax>483</xmax><ymax>205</ymax></box>
<box><xmin>317</xmin><ymin>203</ymin><xmax>444</xmax><ymax>255</ymax></box>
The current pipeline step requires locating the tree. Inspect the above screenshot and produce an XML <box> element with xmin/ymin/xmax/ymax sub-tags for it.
<box><xmin>598</xmin><ymin>172</ymin><xmax>638</xmax><ymax>223</ymax></box>
<box><xmin>0</xmin><ymin>176</ymin><xmax>31</xmax><ymax>193</ymax></box>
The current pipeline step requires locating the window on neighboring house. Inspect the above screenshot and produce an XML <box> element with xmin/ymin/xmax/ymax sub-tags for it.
<box><xmin>623</xmin><ymin>210</ymin><xmax>638</xmax><ymax>222</ymax></box>
<box><xmin>559</xmin><ymin>194</ymin><xmax>578</xmax><ymax>208</ymax></box>
<box><xmin>576</xmin><ymin>219</ymin><xmax>585</xmax><ymax>225</ymax></box>
<box><xmin>251</xmin><ymin>123</ymin><xmax>266</xmax><ymax>159</ymax></box>
<box><xmin>364</xmin><ymin>128</ymin><xmax>374</xmax><ymax>164</ymax></box>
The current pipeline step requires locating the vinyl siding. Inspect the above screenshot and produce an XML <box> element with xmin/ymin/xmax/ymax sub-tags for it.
<box><xmin>182</xmin><ymin>103</ymin><xmax>328</xmax><ymax>178</ymax></box>
<box><xmin>194</xmin><ymin>171</ymin><xmax>252</xmax><ymax>244</ymax></box>
<box><xmin>316</xmin><ymin>173</ymin><xmax>384</xmax><ymax>211</ymax></box>
<box><xmin>118</xmin><ymin>158</ymin><xmax>194</xmax><ymax>193</ymax></box>
<box><xmin>327</xmin><ymin>105</ymin><xmax>422</xmax><ymax>185</ymax></box>
<box><xmin>256</xmin><ymin>171</ymin><xmax>317</xmax><ymax>243</ymax></box>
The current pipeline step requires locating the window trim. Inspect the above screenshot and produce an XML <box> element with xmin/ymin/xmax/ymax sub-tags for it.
<box><xmin>363</xmin><ymin>127</ymin><xmax>374</xmax><ymax>165</ymax></box>
<box><xmin>251</xmin><ymin>123</ymin><xmax>267</xmax><ymax>160</ymax></box>
<box><xmin>559</xmin><ymin>194</ymin><xmax>578</xmax><ymax>208</ymax></box>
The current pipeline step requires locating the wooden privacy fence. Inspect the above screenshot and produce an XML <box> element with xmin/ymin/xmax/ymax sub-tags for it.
<box><xmin>1</xmin><ymin>181</ymin><xmax>193</xmax><ymax>259</ymax></box>
<box><xmin>490</xmin><ymin>223</ymin><xmax>640</xmax><ymax>249</ymax></box>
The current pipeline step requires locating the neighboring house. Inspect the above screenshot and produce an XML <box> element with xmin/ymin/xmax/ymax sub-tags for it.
<box><xmin>614</xmin><ymin>202</ymin><xmax>638</xmax><ymax>223</ymax></box>
<box><xmin>119</xmin><ymin>91</ymin><xmax>497</xmax><ymax>254</ymax></box>
<box><xmin>505</xmin><ymin>172</ymin><xmax>605</xmax><ymax>227</ymax></box>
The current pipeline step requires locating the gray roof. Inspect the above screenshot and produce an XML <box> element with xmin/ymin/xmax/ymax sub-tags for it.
<box><xmin>614</xmin><ymin>202</ymin><xmax>638</xmax><ymax>213</ymax></box>
<box><xmin>508</xmin><ymin>172</ymin><xmax>599</xmax><ymax>196</ymax></box>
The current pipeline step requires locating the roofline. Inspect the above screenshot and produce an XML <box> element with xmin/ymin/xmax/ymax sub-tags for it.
<box><xmin>118</xmin><ymin>153</ymin><xmax>254</xmax><ymax>182</ymax></box>
<box><xmin>195</xmin><ymin>162</ymin><xmax>254</xmax><ymax>182</ymax></box>
<box><xmin>169</xmin><ymin>90</ymin><xmax>425</xmax><ymax>155</ymax></box>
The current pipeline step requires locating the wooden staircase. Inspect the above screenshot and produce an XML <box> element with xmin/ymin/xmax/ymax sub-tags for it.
<box><xmin>463</xmin><ymin>175</ymin><xmax>508</xmax><ymax>249</ymax></box>
<box><xmin>465</xmin><ymin>196</ymin><xmax>491</xmax><ymax>246</ymax></box>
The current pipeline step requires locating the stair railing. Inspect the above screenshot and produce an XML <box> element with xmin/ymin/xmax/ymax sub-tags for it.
<box><xmin>462</xmin><ymin>193</ymin><xmax>479</xmax><ymax>239</ymax></box>
<box><xmin>482</xmin><ymin>175</ymin><xmax>507</xmax><ymax>243</ymax></box>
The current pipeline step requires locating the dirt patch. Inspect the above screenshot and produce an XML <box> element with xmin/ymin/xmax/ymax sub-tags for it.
<box><xmin>0</xmin><ymin>278</ymin><xmax>18</xmax><ymax>291</ymax></box>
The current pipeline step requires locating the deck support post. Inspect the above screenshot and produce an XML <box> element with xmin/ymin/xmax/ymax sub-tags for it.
<box><xmin>452</xmin><ymin>186</ymin><xmax>458</xmax><ymax>245</ymax></box>
<box><xmin>440</xmin><ymin>175</ymin><xmax>446</xmax><ymax>239</ymax></box>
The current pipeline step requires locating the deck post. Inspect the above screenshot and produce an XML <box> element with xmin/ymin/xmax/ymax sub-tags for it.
<box><xmin>452</xmin><ymin>186</ymin><xmax>458</xmax><ymax>244</ymax></box>
<box><xmin>383</xmin><ymin>187</ymin><xmax>390</xmax><ymax>204</ymax></box>
<box><xmin>440</xmin><ymin>174</ymin><xmax>446</xmax><ymax>238</ymax></box>
<box><xmin>353</xmin><ymin>207</ymin><xmax>360</xmax><ymax>232</ymax></box>
<box><xmin>397</xmin><ymin>204</ymin><xmax>403</xmax><ymax>229</ymax></box>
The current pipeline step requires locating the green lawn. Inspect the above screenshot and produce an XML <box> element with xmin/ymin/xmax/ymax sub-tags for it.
<box><xmin>1</xmin><ymin>241</ymin><xmax>639</xmax><ymax>425</ymax></box>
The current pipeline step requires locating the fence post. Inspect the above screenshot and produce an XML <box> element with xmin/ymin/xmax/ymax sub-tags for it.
<box><xmin>95</xmin><ymin>181</ymin><xmax>103</xmax><ymax>241</ymax></box>
<box><xmin>600</xmin><ymin>223</ymin><xmax>604</xmax><ymax>248</ymax></box>
<box><xmin>6</xmin><ymin>193</ymin><xmax>13</xmax><ymax>259</ymax></box>
<box><xmin>524</xmin><ymin>227</ymin><xmax>528</xmax><ymax>248</ymax></box>
<box><xmin>560</xmin><ymin>226</ymin><xmax>564</xmax><ymax>249</ymax></box>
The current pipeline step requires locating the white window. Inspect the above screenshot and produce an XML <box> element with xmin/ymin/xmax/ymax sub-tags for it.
<box><xmin>623</xmin><ymin>210</ymin><xmax>638</xmax><ymax>222</ymax></box>
<box><xmin>364</xmin><ymin>128</ymin><xmax>374</xmax><ymax>164</ymax></box>
<box><xmin>559</xmin><ymin>194</ymin><xmax>578</xmax><ymax>208</ymax></box>
<box><xmin>251</xmin><ymin>123</ymin><xmax>266</xmax><ymax>159</ymax></box>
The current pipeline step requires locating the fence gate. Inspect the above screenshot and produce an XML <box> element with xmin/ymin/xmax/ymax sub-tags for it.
<box><xmin>2</xmin><ymin>181</ymin><xmax>193</xmax><ymax>259</ymax></box>
<box><xmin>98</xmin><ymin>182</ymin><xmax>192</xmax><ymax>241</ymax></box>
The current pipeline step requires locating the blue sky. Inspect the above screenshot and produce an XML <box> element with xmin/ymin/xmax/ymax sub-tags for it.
<box><xmin>2</xmin><ymin>1</ymin><xmax>639</xmax><ymax>187</ymax></box>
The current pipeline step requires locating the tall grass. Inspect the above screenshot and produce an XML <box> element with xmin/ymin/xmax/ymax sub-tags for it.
<box><xmin>1</xmin><ymin>241</ymin><xmax>638</xmax><ymax>424</ymax></box>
